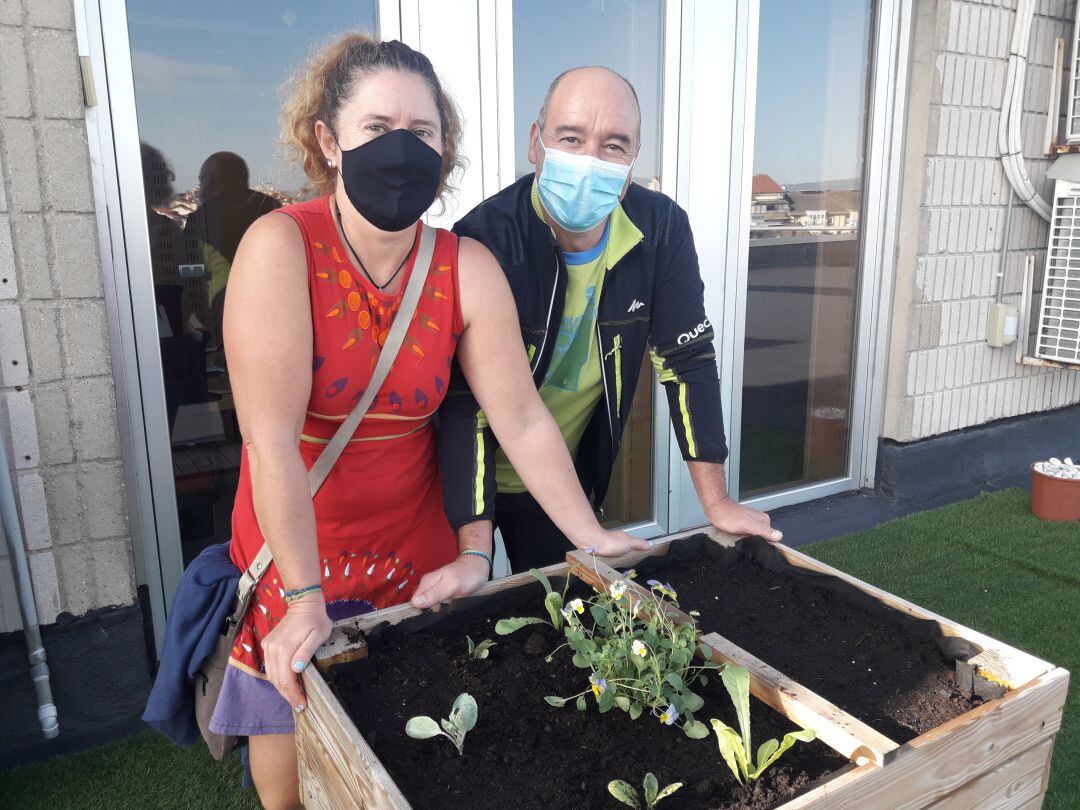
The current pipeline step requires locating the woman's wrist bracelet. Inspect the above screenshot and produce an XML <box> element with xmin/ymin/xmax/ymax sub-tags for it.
<box><xmin>284</xmin><ymin>584</ymin><xmax>323</xmax><ymax>604</ymax></box>
<box><xmin>459</xmin><ymin>548</ymin><xmax>493</xmax><ymax>571</ymax></box>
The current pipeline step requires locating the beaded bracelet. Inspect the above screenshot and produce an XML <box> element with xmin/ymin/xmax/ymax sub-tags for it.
<box><xmin>284</xmin><ymin>584</ymin><xmax>323</xmax><ymax>604</ymax></box>
<box><xmin>459</xmin><ymin>548</ymin><xmax>493</xmax><ymax>571</ymax></box>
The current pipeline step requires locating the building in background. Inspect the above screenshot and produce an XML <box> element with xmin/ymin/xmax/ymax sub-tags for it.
<box><xmin>0</xmin><ymin>0</ymin><xmax>1077</xmax><ymax>766</ymax></box>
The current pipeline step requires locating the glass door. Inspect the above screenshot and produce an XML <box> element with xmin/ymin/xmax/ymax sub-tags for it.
<box><xmin>496</xmin><ymin>0</ymin><xmax>676</xmax><ymax>531</ymax></box>
<box><xmin>737</xmin><ymin>0</ymin><xmax>874</xmax><ymax>499</ymax></box>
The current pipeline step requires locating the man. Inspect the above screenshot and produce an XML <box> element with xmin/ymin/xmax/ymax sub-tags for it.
<box><xmin>439</xmin><ymin>66</ymin><xmax>781</xmax><ymax>573</ymax></box>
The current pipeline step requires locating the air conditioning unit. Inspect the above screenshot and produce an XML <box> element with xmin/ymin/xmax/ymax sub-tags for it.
<box><xmin>1035</xmin><ymin>156</ymin><xmax>1080</xmax><ymax>365</ymax></box>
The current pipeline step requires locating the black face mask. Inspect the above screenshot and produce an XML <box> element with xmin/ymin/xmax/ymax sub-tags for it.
<box><xmin>337</xmin><ymin>129</ymin><xmax>442</xmax><ymax>232</ymax></box>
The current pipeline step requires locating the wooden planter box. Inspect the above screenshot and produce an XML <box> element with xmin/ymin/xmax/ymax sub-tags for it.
<box><xmin>296</xmin><ymin>529</ymin><xmax>1069</xmax><ymax>809</ymax></box>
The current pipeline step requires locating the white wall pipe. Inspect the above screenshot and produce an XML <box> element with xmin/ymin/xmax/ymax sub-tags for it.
<box><xmin>998</xmin><ymin>0</ymin><xmax>1052</xmax><ymax>222</ymax></box>
<box><xmin>0</xmin><ymin>436</ymin><xmax>59</xmax><ymax>739</ymax></box>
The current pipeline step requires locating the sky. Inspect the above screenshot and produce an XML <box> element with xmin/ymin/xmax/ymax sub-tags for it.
<box><xmin>128</xmin><ymin>0</ymin><xmax>872</xmax><ymax>198</ymax></box>
<box><xmin>128</xmin><ymin>1</ymin><xmax>378</xmax><ymax>194</ymax></box>
<box><xmin>753</xmin><ymin>0</ymin><xmax>873</xmax><ymax>189</ymax></box>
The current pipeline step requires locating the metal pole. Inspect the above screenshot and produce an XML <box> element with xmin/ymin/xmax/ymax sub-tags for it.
<box><xmin>0</xmin><ymin>435</ymin><xmax>58</xmax><ymax>739</ymax></box>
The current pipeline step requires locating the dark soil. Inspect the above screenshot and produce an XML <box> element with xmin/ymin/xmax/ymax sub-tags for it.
<box><xmin>329</xmin><ymin>579</ymin><xmax>848</xmax><ymax>809</ymax></box>
<box><xmin>630</xmin><ymin>538</ymin><xmax>983</xmax><ymax>743</ymax></box>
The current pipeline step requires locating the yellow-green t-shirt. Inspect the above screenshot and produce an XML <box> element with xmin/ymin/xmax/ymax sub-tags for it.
<box><xmin>494</xmin><ymin>190</ymin><xmax>609</xmax><ymax>493</ymax></box>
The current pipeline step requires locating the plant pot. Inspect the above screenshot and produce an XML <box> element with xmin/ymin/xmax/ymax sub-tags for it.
<box><xmin>1031</xmin><ymin>463</ymin><xmax>1080</xmax><ymax>522</ymax></box>
<box><xmin>298</xmin><ymin>532</ymin><xmax>1069</xmax><ymax>810</ymax></box>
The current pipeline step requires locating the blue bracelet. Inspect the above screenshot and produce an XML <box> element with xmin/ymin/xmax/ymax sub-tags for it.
<box><xmin>284</xmin><ymin>584</ymin><xmax>322</xmax><ymax>604</ymax></box>
<box><xmin>459</xmin><ymin>549</ymin><xmax>493</xmax><ymax>570</ymax></box>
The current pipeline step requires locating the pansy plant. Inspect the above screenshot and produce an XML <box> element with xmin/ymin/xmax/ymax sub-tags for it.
<box><xmin>498</xmin><ymin>567</ymin><xmax>718</xmax><ymax>739</ymax></box>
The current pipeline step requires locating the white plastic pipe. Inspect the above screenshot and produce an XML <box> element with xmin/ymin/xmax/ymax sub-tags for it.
<box><xmin>998</xmin><ymin>0</ymin><xmax>1052</xmax><ymax>222</ymax></box>
<box><xmin>0</xmin><ymin>437</ymin><xmax>59</xmax><ymax>739</ymax></box>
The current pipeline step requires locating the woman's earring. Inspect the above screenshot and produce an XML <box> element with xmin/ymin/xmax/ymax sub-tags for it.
<box><xmin>326</xmin><ymin>158</ymin><xmax>334</xmax><ymax>168</ymax></box>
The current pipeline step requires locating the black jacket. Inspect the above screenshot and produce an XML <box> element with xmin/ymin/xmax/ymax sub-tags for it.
<box><xmin>439</xmin><ymin>174</ymin><xmax>727</xmax><ymax>529</ymax></box>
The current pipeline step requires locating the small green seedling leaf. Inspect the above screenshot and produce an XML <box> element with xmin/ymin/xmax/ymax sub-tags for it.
<box><xmin>643</xmin><ymin>772</ymin><xmax>658</xmax><ymax>805</ymax></box>
<box><xmin>404</xmin><ymin>716</ymin><xmax>441</xmax><ymax>740</ymax></box>
<box><xmin>607</xmin><ymin>779</ymin><xmax>640</xmax><ymax>809</ymax></box>
<box><xmin>683</xmin><ymin>719</ymin><xmax>710</xmax><ymax>740</ymax></box>
<box><xmin>450</xmin><ymin>692</ymin><xmax>478</xmax><ymax>733</ymax></box>
<box><xmin>710</xmin><ymin>718</ymin><xmax>749</xmax><ymax>784</ymax></box>
<box><xmin>544</xmin><ymin>695</ymin><xmax>567</xmax><ymax>707</ymax></box>
<box><xmin>749</xmin><ymin>728</ymin><xmax>816</xmax><ymax>780</ymax></box>
<box><xmin>495</xmin><ymin>616</ymin><xmax>547</xmax><ymax>635</ymax></box>
<box><xmin>529</xmin><ymin>567</ymin><xmax>554</xmax><ymax>595</ymax></box>
<box><xmin>575</xmin><ymin>695</ymin><xmax>587</xmax><ymax>711</ymax></box>
<box><xmin>654</xmin><ymin>782</ymin><xmax>683</xmax><ymax>803</ymax></box>
<box><xmin>721</xmin><ymin>665</ymin><xmax>753</xmax><ymax>761</ymax></box>
<box><xmin>466</xmin><ymin>637</ymin><xmax>497</xmax><ymax>659</ymax></box>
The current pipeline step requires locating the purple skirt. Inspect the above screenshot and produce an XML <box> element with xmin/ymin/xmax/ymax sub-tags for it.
<box><xmin>209</xmin><ymin>598</ymin><xmax>375</xmax><ymax>737</ymax></box>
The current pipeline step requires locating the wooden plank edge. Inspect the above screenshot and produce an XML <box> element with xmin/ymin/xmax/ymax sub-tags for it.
<box><xmin>315</xmin><ymin>560</ymin><xmax>572</xmax><ymax>664</ymax></box>
<box><xmin>779</xmin><ymin>668</ymin><xmax>1069</xmax><ymax>809</ymax></box>
<box><xmin>299</xmin><ymin>667</ymin><xmax>412</xmax><ymax>809</ymax></box>
<box><xmin>923</xmin><ymin>736</ymin><xmax>1054</xmax><ymax>809</ymax></box>
<box><xmin>566</xmin><ymin>550</ymin><xmax>899</xmax><ymax>767</ymax></box>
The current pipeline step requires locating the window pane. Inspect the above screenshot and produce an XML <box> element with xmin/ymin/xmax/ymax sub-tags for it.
<box><xmin>511</xmin><ymin>0</ymin><xmax>664</xmax><ymax>526</ymax></box>
<box><xmin>739</xmin><ymin>0</ymin><xmax>873</xmax><ymax>497</ymax></box>
<box><xmin>128</xmin><ymin>1</ymin><xmax>379</xmax><ymax>566</ymax></box>
<box><xmin>512</xmin><ymin>0</ymin><xmax>664</xmax><ymax>188</ymax></box>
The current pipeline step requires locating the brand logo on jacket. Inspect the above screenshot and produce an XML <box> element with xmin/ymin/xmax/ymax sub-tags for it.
<box><xmin>677</xmin><ymin>317</ymin><xmax>712</xmax><ymax>345</ymax></box>
<box><xmin>627</xmin><ymin>299</ymin><xmax>645</xmax><ymax>313</ymax></box>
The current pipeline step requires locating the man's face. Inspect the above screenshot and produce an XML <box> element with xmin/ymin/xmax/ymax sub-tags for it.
<box><xmin>529</xmin><ymin>68</ymin><xmax>640</xmax><ymax>199</ymax></box>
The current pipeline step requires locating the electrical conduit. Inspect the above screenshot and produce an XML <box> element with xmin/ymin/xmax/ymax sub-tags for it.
<box><xmin>0</xmin><ymin>436</ymin><xmax>59</xmax><ymax>739</ymax></box>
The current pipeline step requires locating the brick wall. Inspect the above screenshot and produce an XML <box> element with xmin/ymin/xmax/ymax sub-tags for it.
<box><xmin>0</xmin><ymin>0</ymin><xmax>134</xmax><ymax>633</ymax></box>
<box><xmin>884</xmin><ymin>0</ymin><xmax>1080</xmax><ymax>442</ymax></box>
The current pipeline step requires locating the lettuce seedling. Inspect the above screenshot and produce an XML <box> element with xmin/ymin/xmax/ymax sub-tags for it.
<box><xmin>608</xmin><ymin>772</ymin><xmax>683</xmax><ymax>809</ymax></box>
<box><xmin>405</xmin><ymin>693</ymin><xmax>478</xmax><ymax>756</ymax></box>
<box><xmin>710</xmin><ymin>666</ymin><xmax>815</xmax><ymax>784</ymax></box>
<box><xmin>466</xmin><ymin>636</ymin><xmax>496</xmax><ymax>660</ymax></box>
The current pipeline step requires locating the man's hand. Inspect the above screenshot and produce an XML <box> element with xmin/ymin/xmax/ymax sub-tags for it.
<box><xmin>708</xmin><ymin>496</ymin><xmax>783</xmax><ymax>543</ymax></box>
<box><xmin>411</xmin><ymin>554</ymin><xmax>491</xmax><ymax>609</ymax></box>
<box><xmin>576</xmin><ymin>529</ymin><xmax>652</xmax><ymax>557</ymax></box>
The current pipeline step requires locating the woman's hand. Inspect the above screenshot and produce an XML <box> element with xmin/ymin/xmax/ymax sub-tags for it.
<box><xmin>411</xmin><ymin>554</ymin><xmax>490</xmax><ymax>609</ymax></box>
<box><xmin>574</xmin><ymin>528</ymin><xmax>652</xmax><ymax>558</ymax></box>
<box><xmin>261</xmin><ymin>593</ymin><xmax>333</xmax><ymax>713</ymax></box>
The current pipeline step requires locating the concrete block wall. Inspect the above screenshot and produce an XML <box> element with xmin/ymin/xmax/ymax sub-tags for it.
<box><xmin>884</xmin><ymin>0</ymin><xmax>1080</xmax><ymax>442</ymax></box>
<box><xmin>0</xmin><ymin>0</ymin><xmax>134</xmax><ymax>633</ymax></box>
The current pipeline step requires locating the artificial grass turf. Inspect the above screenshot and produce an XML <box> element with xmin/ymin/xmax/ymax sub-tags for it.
<box><xmin>806</xmin><ymin>488</ymin><xmax>1078</xmax><ymax>809</ymax></box>
<box><xmin>0</xmin><ymin>488</ymin><xmax>1073</xmax><ymax>808</ymax></box>
<box><xmin>0</xmin><ymin>732</ymin><xmax>258</xmax><ymax>810</ymax></box>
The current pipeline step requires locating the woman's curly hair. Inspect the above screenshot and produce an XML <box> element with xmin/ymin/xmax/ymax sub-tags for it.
<box><xmin>281</xmin><ymin>33</ymin><xmax>464</xmax><ymax>200</ymax></box>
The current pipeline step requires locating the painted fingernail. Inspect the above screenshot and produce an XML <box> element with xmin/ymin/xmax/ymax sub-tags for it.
<box><xmin>584</xmin><ymin>547</ymin><xmax>597</xmax><ymax>554</ymax></box>
<box><xmin>294</xmin><ymin>704</ymin><xmax>306</xmax><ymax>713</ymax></box>
<box><xmin>646</xmin><ymin>539</ymin><xmax>656</xmax><ymax>547</ymax></box>
<box><xmin>292</xmin><ymin>660</ymin><xmax>306</xmax><ymax>673</ymax></box>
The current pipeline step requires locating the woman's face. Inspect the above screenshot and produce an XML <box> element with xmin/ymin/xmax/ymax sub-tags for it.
<box><xmin>320</xmin><ymin>69</ymin><xmax>444</xmax><ymax>161</ymax></box>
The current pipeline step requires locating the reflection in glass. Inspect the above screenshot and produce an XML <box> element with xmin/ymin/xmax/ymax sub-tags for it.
<box><xmin>128</xmin><ymin>2</ymin><xmax>378</xmax><ymax>564</ymax></box>
<box><xmin>740</xmin><ymin>0</ymin><xmax>872</xmax><ymax>496</ymax></box>
<box><xmin>512</xmin><ymin>0</ymin><xmax>664</xmax><ymax>526</ymax></box>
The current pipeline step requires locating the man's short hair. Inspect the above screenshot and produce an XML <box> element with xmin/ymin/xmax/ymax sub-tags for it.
<box><xmin>536</xmin><ymin>66</ymin><xmax>642</xmax><ymax>144</ymax></box>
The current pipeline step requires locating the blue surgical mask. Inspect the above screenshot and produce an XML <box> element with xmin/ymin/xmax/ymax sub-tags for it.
<box><xmin>536</xmin><ymin>135</ymin><xmax>634</xmax><ymax>233</ymax></box>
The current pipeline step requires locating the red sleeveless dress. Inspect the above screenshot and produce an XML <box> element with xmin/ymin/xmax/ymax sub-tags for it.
<box><xmin>223</xmin><ymin>195</ymin><xmax>461</xmax><ymax>684</ymax></box>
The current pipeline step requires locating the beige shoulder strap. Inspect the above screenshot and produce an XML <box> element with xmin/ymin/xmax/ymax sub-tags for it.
<box><xmin>234</xmin><ymin>224</ymin><xmax>437</xmax><ymax>605</ymax></box>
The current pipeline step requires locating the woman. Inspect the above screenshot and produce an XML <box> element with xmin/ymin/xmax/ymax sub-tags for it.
<box><xmin>211</xmin><ymin>35</ymin><xmax>648</xmax><ymax>809</ymax></box>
